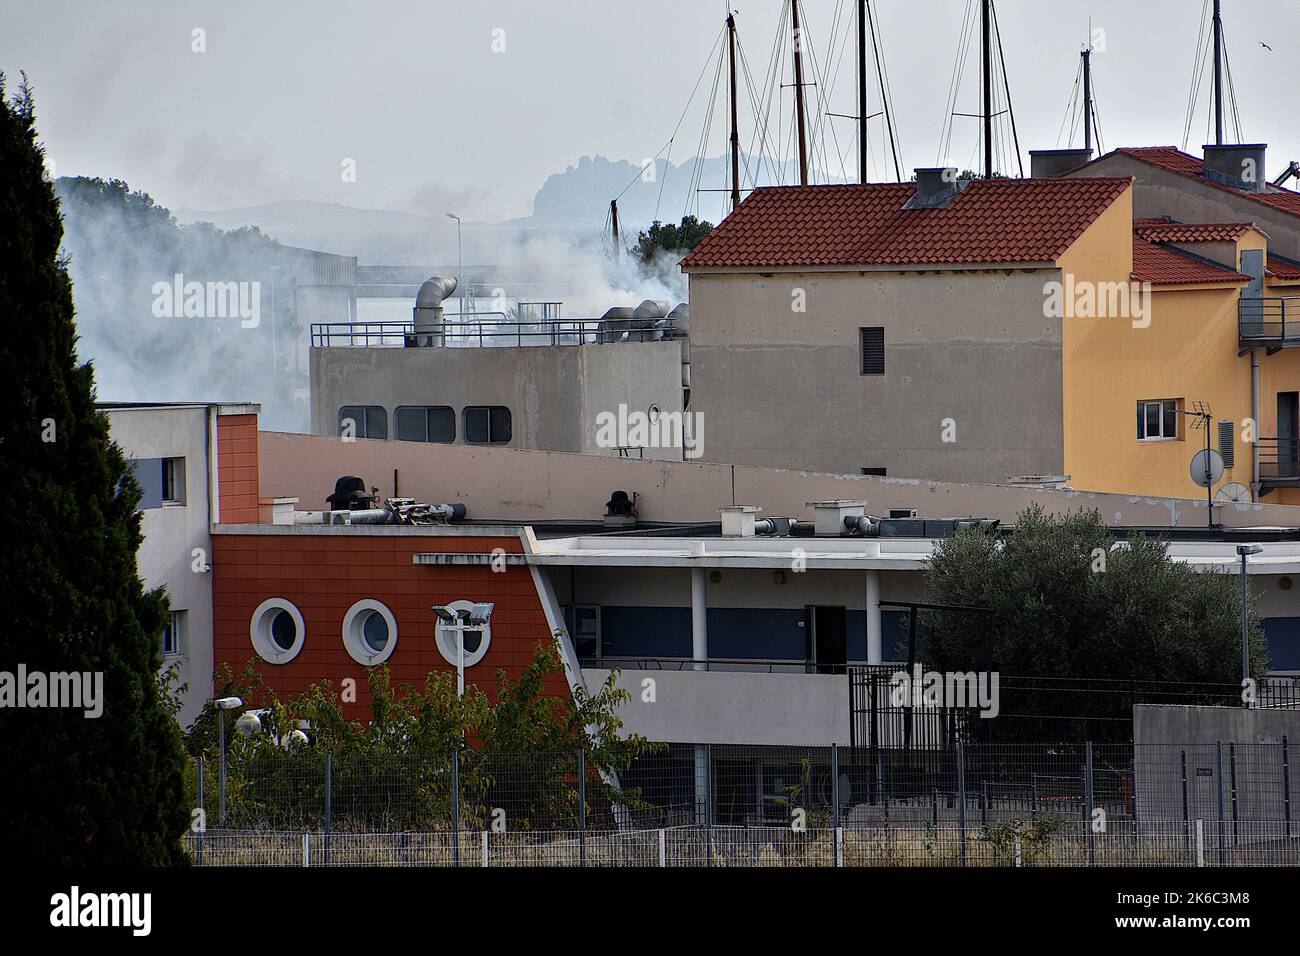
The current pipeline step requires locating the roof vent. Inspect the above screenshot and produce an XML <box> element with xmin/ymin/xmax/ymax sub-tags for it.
<box><xmin>409</xmin><ymin>276</ymin><xmax>457</xmax><ymax>347</ymax></box>
<box><xmin>806</xmin><ymin>500</ymin><xmax>865</xmax><ymax>536</ymax></box>
<box><xmin>1203</xmin><ymin>144</ymin><xmax>1268</xmax><ymax>193</ymax></box>
<box><xmin>719</xmin><ymin>505</ymin><xmax>760</xmax><ymax>537</ymax></box>
<box><xmin>904</xmin><ymin>167</ymin><xmax>967</xmax><ymax>210</ymax></box>
<box><xmin>1029</xmin><ymin>148</ymin><xmax>1093</xmax><ymax>178</ymax></box>
<box><xmin>326</xmin><ymin>475</ymin><xmax>376</xmax><ymax>510</ymax></box>
<box><xmin>604</xmin><ymin>490</ymin><xmax>638</xmax><ymax>528</ymax></box>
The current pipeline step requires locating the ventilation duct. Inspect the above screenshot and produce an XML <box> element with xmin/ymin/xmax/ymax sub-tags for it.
<box><xmin>410</xmin><ymin>276</ymin><xmax>458</xmax><ymax>347</ymax></box>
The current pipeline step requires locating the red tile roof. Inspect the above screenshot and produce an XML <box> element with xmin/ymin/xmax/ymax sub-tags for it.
<box><xmin>1105</xmin><ymin>146</ymin><xmax>1300</xmax><ymax>218</ymax></box>
<box><xmin>1134</xmin><ymin>221</ymin><xmax>1258</xmax><ymax>243</ymax></box>
<box><xmin>679</xmin><ymin>177</ymin><xmax>1132</xmax><ymax>270</ymax></box>
<box><xmin>1269</xmin><ymin>255</ymin><xmax>1300</xmax><ymax>281</ymax></box>
<box><xmin>1130</xmin><ymin>236</ymin><xmax>1246</xmax><ymax>285</ymax></box>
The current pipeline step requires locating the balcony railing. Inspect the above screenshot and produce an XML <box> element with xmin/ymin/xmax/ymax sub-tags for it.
<box><xmin>1239</xmin><ymin>297</ymin><xmax>1300</xmax><ymax>346</ymax></box>
<box><xmin>311</xmin><ymin>317</ymin><xmax>685</xmax><ymax>349</ymax></box>
<box><xmin>1259</xmin><ymin>437</ymin><xmax>1300</xmax><ymax>485</ymax></box>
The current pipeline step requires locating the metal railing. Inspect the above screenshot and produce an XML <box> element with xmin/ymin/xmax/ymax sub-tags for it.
<box><xmin>1239</xmin><ymin>296</ymin><xmax>1300</xmax><ymax>344</ymax></box>
<box><xmin>1259</xmin><ymin>437</ymin><xmax>1300</xmax><ymax>483</ymax></box>
<box><xmin>311</xmin><ymin>317</ymin><xmax>684</xmax><ymax>349</ymax></box>
<box><xmin>579</xmin><ymin>655</ymin><xmax>824</xmax><ymax>674</ymax></box>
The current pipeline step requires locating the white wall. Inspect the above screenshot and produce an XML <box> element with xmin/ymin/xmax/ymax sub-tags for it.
<box><xmin>105</xmin><ymin>405</ymin><xmax>214</xmax><ymax>728</ymax></box>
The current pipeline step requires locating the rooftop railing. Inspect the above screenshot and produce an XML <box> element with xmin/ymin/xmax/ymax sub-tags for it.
<box><xmin>311</xmin><ymin>316</ymin><xmax>685</xmax><ymax>349</ymax></box>
<box><xmin>1259</xmin><ymin>437</ymin><xmax>1300</xmax><ymax>485</ymax></box>
<box><xmin>1239</xmin><ymin>296</ymin><xmax>1300</xmax><ymax>346</ymax></box>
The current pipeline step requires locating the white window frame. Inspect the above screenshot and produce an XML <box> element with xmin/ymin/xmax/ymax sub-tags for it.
<box><xmin>161</xmin><ymin>456</ymin><xmax>185</xmax><ymax>504</ymax></box>
<box><xmin>250</xmin><ymin>598</ymin><xmax>306</xmax><ymax>665</ymax></box>
<box><xmin>162</xmin><ymin>609</ymin><xmax>187</xmax><ymax>658</ymax></box>
<box><xmin>434</xmin><ymin>599</ymin><xmax>492</xmax><ymax>668</ymax></box>
<box><xmin>1138</xmin><ymin>399</ymin><xmax>1180</xmax><ymax>442</ymax></box>
<box><xmin>341</xmin><ymin>599</ymin><xmax>399</xmax><ymax>666</ymax></box>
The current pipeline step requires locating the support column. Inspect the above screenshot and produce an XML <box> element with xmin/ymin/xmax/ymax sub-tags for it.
<box><xmin>865</xmin><ymin>570</ymin><xmax>882</xmax><ymax>665</ymax></box>
<box><xmin>691</xmin><ymin>566</ymin><xmax>708</xmax><ymax>670</ymax></box>
<box><xmin>691</xmin><ymin>565</ymin><xmax>709</xmax><ymax>824</ymax></box>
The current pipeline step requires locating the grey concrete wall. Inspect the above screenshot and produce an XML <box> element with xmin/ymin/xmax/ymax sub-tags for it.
<box><xmin>257</xmin><ymin>427</ymin><xmax>1300</xmax><ymax>530</ymax></box>
<box><xmin>584</xmin><ymin>667</ymin><xmax>849</xmax><ymax>745</ymax></box>
<box><xmin>686</xmin><ymin>268</ymin><xmax>1065</xmax><ymax>483</ymax></box>
<box><xmin>1132</xmin><ymin>705</ymin><xmax>1300</xmax><ymax>821</ymax></box>
<box><xmin>1070</xmin><ymin>155</ymin><xmax>1300</xmax><ymax>262</ymax></box>
<box><xmin>105</xmin><ymin>406</ymin><xmax>214</xmax><ymax>728</ymax></box>
<box><xmin>310</xmin><ymin>341</ymin><xmax>684</xmax><ymax>460</ymax></box>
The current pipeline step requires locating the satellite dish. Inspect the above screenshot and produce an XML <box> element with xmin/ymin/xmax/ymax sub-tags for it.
<box><xmin>1216</xmin><ymin>481</ymin><xmax>1252</xmax><ymax>503</ymax></box>
<box><xmin>1189</xmin><ymin>449</ymin><xmax>1225</xmax><ymax>488</ymax></box>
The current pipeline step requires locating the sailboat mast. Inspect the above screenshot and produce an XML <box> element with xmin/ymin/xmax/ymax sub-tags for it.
<box><xmin>1082</xmin><ymin>47</ymin><xmax>1092</xmax><ymax>154</ymax></box>
<box><xmin>858</xmin><ymin>0</ymin><xmax>868</xmax><ymax>183</ymax></box>
<box><xmin>728</xmin><ymin>13</ymin><xmax>741</xmax><ymax>211</ymax></box>
<box><xmin>982</xmin><ymin>0</ymin><xmax>992</xmax><ymax>178</ymax></box>
<box><xmin>791</xmin><ymin>0</ymin><xmax>809</xmax><ymax>185</ymax></box>
<box><xmin>1212</xmin><ymin>0</ymin><xmax>1224</xmax><ymax>145</ymax></box>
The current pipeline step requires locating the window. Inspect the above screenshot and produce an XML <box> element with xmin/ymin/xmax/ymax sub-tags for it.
<box><xmin>859</xmin><ymin>327</ymin><xmax>885</xmax><ymax>375</ymax></box>
<box><xmin>434</xmin><ymin>599</ymin><xmax>492</xmax><ymax>667</ymax></box>
<box><xmin>341</xmin><ymin>599</ymin><xmax>398</xmax><ymax>666</ymax></box>
<box><xmin>250</xmin><ymin>598</ymin><xmax>306</xmax><ymax>664</ymax></box>
<box><xmin>861</xmin><ymin>467</ymin><xmax>887</xmax><ymax>476</ymax></box>
<box><xmin>162</xmin><ymin>457</ymin><xmax>185</xmax><ymax>504</ymax></box>
<box><xmin>338</xmin><ymin>406</ymin><xmax>388</xmax><ymax>439</ymax></box>
<box><xmin>566</xmin><ymin>605</ymin><xmax>601</xmax><ymax>659</ymax></box>
<box><xmin>1137</xmin><ymin>399</ymin><xmax>1180</xmax><ymax>440</ymax></box>
<box><xmin>162</xmin><ymin>610</ymin><xmax>187</xmax><ymax>657</ymax></box>
<box><xmin>395</xmin><ymin>406</ymin><xmax>456</xmax><ymax>443</ymax></box>
<box><xmin>463</xmin><ymin>406</ymin><xmax>512</xmax><ymax>444</ymax></box>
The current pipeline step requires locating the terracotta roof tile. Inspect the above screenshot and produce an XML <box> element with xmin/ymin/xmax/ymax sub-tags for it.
<box><xmin>1134</xmin><ymin>221</ymin><xmax>1258</xmax><ymax>242</ymax></box>
<box><xmin>1130</xmin><ymin>236</ymin><xmax>1246</xmax><ymax>285</ymax></box>
<box><xmin>679</xmin><ymin>177</ymin><xmax>1132</xmax><ymax>270</ymax></box>
<box><xmin>1268</xmin><ymin>255</ymin><xmax>1300</xmax><ymax>280</ymax></box>
<box><xmin>1108</xmin><ymin>146</ymin><xmax>1300</xmax><ymax>218</ymax></box>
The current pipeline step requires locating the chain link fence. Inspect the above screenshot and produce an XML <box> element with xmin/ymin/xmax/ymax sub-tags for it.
<box><xmin>184</xmin><ymin>737</ymin><xmax>1297</xmax><ymax>866</ymax></box>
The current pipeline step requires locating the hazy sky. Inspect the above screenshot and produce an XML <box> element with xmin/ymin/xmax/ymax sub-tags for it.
<box><xmin>3</xmin><ymin>0</ymin><xmax>1297</xmax><ymax>222</ymax></box>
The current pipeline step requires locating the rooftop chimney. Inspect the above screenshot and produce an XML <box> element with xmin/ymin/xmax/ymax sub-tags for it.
<box><xmin>410</xmin><ymin>276</ymin><xmax>458</xmax><ymax>347</ymax></box>
<box><xmin>1029</xmin><ymin>148</ymin><xmax>1093</xmax><ymax>178</ymax></box>
<box><xmin>1203</xmin><ymin>144</ymin><xmax>1268</xmax><ymax>192</ymax></box>
<box><xmin>903</xmin><ymin>168</ymin><xmax>966</xmax><ymax>210</ymax></box>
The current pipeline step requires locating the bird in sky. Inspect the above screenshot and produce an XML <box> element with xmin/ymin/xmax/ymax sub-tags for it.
<box><xmin>1259</xmin><ymin>41</ymin><xmax>1273</xmax><ymax>51</ymax></box>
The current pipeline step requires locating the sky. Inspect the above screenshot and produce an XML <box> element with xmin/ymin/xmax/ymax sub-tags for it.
<box><xmin>2</xmin><ymin>0</ymin><xmax>1297</xmax><ymax>224</ymax></box>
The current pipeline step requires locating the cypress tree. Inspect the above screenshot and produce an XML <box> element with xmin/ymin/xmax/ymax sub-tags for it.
<box><xmin>0</xmin><ymin>74</ymin><xmax>188</xmax><ymax>864</ymax></box>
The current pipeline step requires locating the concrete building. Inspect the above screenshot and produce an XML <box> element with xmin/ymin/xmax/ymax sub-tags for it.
<box><xmin>101</xmin><ymin>401</ymin><xmax>261</xmax><ymax>727</ymax></box>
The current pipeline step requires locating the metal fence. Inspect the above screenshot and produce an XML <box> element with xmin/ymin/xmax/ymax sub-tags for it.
<box><xmin>188</xmin><ymin>738</ymin><xmax>1298</xmax><ymax>866</ymax></box>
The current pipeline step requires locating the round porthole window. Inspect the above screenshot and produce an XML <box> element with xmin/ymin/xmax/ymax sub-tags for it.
<box><xmin>435</xmin><ymin>599</ymin><xmax>492</xmax><ymax>668</ymax></box>
<box><xmin>250</xmin><ymin>598</ymin><xmax>305</xmax><ymax>664</ymax></box>
<box><xmin>342</xmin><ymin>599</ymin><xmax>398</xmax><ymax>666</ymax></box>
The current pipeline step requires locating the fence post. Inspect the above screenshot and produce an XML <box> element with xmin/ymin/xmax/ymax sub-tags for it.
<box><xmin>956</xmin><ymin>738</ymin><xmax>967</xmax><ymax>867</ymax></box>
<box><xmin>832</xmin><ymin>743</ymin><xmax>842</xmax><ymax>832</ymax></box>
<box><xmin>196</xmin><ymin>756</ymin><xmax>205</xmax><ymax>867</ymax></box>
<box><xmin>303</xmin><ymin>832</ymin><xmax>310</xmax><ymax>867</ymax></box>
<box><xmin>1180</xmin><ymin>749</ymin><xmax>1190</xmax><ymax>849</ymax></box>
<box><xmin>1085</xmin><ymin>741</ymin><xmax>1096</xmax><ymax>866</ymax></box>
<box><xmin>452</xmin><ymin>749</ymin><xmax>460</xmax><ymax>868</ymax></box>
<box><xmin>877</xmin><ymin>747</ymin><xmax>887</xmax><ymax>819</ymax></box>
<box><xmin>1195</xmin><ymin>818</ymin><xmax>1205</xmax><ymax>867</ymax></box>
<box><xmin>1216</xmin><ymin>742</ymin><xmax>1226</xmax><ymax>865</ymax></box>
<box><xmin>481</xmin><ymin>829</ymin><xmax>489</xmax><ymax>867</ymax></box>
<box><xmin>1279</xmin><ymin>733</ymin><xmax>1289</xmax><ymax>837</ymax></box>
<box><xmin>1229</xmin><ymin>743</ymin><xmax>1239</xmax><ymax>844</ymax></box>
<box><xmin>324</xmin><ymin>753</ymin><xmax>332</xmax><ymax>867</ymax></box>
<box><xmin>835</xmin><ymin>826</ymin><xmax>844</xmax><ymax>868</ymax></box>
<box><xmin>981</xmin><ymin>779</ymin><xmax>988</xmax><ymax>826</ymax></box>
<box><xmin>658</xmin><ymin>828</ymin><xmax>666</xmax><ymax>868</ymax></box>
<box><xmin>578</xmin><ymin>747</ymin><xmax>587</xmax><ymax>868</ymax></box>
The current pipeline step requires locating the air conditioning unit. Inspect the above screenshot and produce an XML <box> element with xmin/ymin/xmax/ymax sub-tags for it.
<box><xmin>887</xmin><ymin>508</ymin><xmax>918</xmax><ymax>519</ymax></box>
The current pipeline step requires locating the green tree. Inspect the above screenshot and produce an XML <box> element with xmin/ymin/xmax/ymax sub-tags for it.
<box><xmin>920</xmin><ymin>505</ymin><xmax>1268</xmax><ymax>740</ymax></box>
<box><xmin>188</xmin><ymin>639</ymin><xmax>661</xmax><ymax>831</ymax></box>
<box><xmin>633</xmin><ymin>215</ymin><xmax>714</xmax><ymax>263</ymax></box>
<box><xmin>0</xmin><ymin>74</ymin><xmax>189</xmax><ymax>864</ymax></box>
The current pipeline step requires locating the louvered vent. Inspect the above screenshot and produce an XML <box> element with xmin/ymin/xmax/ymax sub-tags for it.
<box><xmin>1218</xmin><ymin>419</ymin><xmax>1236</xmax><ymax>469</ymax></box>
<box><xmin>859</xmin><ymin>327</ymin><xmax>885</xmax><ymax>375</ymax></box>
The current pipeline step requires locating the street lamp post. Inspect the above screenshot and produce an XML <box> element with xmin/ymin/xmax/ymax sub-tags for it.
<box><xmin>432</xmin><ymin>603</ymin><xmax>495</xmax><ymax>699</ymax></box>
<box><xmin>446</xmin><ymin>213</ymin><xmax>462</xmax><ymax>320</ymax></box>
<box><xmin>214</xmin><ymin>696</ymin><xmax>243</xmax><ymax>824</ymax></box>
<box><xmin>1237</xmin><ymin>544</ymin><xmax>1263</xmax><ymax>707</ymax></box>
